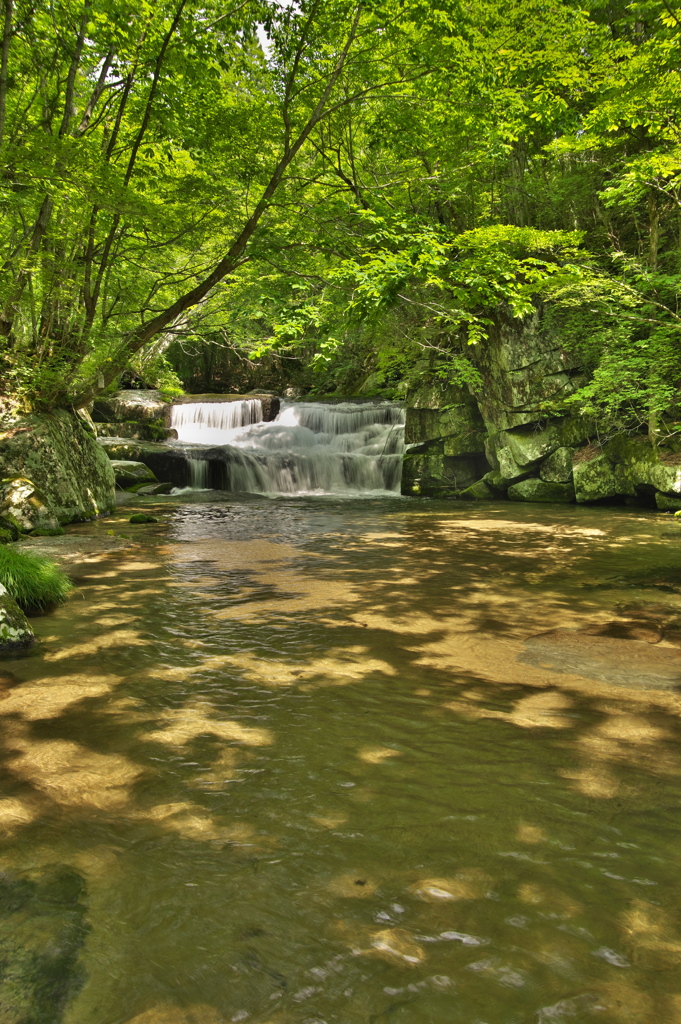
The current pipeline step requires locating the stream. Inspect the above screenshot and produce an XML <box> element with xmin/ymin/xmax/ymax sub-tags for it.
<box><xmin>3</xmin><ymin>485</ymin><xmax>681</xmax><ymax>1023</ymax></box>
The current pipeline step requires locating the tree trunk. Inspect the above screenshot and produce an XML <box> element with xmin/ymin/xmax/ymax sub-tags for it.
<box><xmin>0</xmin><ymin>0</ymin><xmax>13</xmax><ymax>149</ymax></box>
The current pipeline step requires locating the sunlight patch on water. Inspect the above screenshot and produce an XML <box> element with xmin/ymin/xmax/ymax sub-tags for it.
<box><xmin>139</xmin><ymin>705</ymin><xmax>274</xmax><ymax>748</ymax></box>
<box><xmin>6</xmin><ymin>722</ymin><xmax>141</xmax><ymax>810</ymax></box>
<box><xmin>6</xmin><ymin>496</ymin><xmax>681</xmax><ymax>1024</ymax></box>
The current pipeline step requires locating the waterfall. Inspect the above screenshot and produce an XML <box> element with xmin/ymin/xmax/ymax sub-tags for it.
<box><xmin>187</xmin><ymin>458</ymin><xmax>209</xmax><ymax>489</ymax></box>
<box><xmin>170</xmin><ymin>399</ymin><xmax>263</xmax><ymax>444</ymax></box>
<box><xmin>170</xmin><ymin>399</ymin><xmax>405</xmax><ymax>495</ymax></box>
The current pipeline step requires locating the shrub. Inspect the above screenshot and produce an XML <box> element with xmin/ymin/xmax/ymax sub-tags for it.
<box><xmin>0</xmin><ymin>545</ymin><xmax>74</xmax><ymax>613</ymax></box>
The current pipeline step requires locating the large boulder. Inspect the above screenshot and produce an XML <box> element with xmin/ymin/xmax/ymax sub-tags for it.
<box><xmin>110</xmin><ymin>461</ymin><xmax>157</xmax><ymax>488</ymax></box>
<box><xmin>482</xmin><ymin>470</ymin><xmax>510</xmax><ymax>495</ymax></box>
<box><xmin>404</xmin><ymin>381</ymin><xmax>486</xmax><ymax>456</ymax></box>
<box><xmin>92</xmin><ymin>389</ymin><xmax>168</xmax><ymax>424</ymax></box>
<box><xmin>540</xmin><ymin>446</ymin><xmax>574</xmax><ymax>483</ymax></box>
<box><xmin>508</xmin><ymin>478</ymin><xmax>575</xmax><ymax>503</ymax></box>
<box><xmin>0</xmin><ymin>411</ymin><xmax>116</xmax><ymax>530</ymax></box>
<box><xmin>656</xmin><ymin>493</ymin><xmax>681</xmax><ymax>512</ymax></box>
<box><xmin>94</xmin><ymin>421</ymin><xmax>175</xmax><ymax>442</ymax></box>
<box><xmin>494</xmin><ymin>445</ymin><xmax>531</xmax><ymax>483</ymax></box>
<box><xmin>469</xmin><ymin>303</ymin><xmax>586</xmax><ymax>431</ymax></box>
<box><xmin>573</xmin><ymin>437</ymin><xmax>681</xmax><ymax>504</ymax></box>
<box><xmin>402</xmin><ymin>378</ymin><xmax>489</xmax><ymax>496</ymax></box>
<box><xmin>402</xmin><ymin>443</ymin><xmax>489</xmax><ymax>497</ymax></box>
<box><xmin>0</xmin><ymin>584</ymin><xmax>34</xmax><ymax>650</ymax></box>
<box><xmin>502</xmin><ymin>416</ymin><xmax>592</xmax><ymax>467</ymax></box>
<box><xmin>458</xmin><ymin>479</ymin><xmax>496</xmax><ymax>500</ymax></box>
<box><xmin>99</xmin><ymin>439</ymin><xmax>193</xmax><ymax>487</ymax></box>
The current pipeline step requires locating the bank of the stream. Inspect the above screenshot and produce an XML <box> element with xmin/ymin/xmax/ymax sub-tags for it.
<box><xmin>1</xmin><ymin>492</ymin><xmax>681</xmax><ymax>1024</ymax></box>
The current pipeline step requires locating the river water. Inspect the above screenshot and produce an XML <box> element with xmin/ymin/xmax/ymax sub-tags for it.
<box><xmin>3</xmin><ymin>492</ymin><xmax>681</xmax><ymax>1024</ymax></box>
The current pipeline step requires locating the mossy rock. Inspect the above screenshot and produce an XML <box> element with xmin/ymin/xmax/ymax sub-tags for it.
<box><xmin>29</xmin><ymin>526</ymin><xmax>65</xmax><ymax>537</ymax></box>
<box><xmin>110</xmin><ymin>460</ymin><xmax>157</xmax><ymax>487</ymax></box>
<box><xmin>0</xmin><ymin>516</ymin><xmax>19</xmax><ymax>541</ymax></box>
<box><xmin>539</xmin><ymin>446</ymin><xmax>574</xmax><ymax>483</ymax></box>
<box><xmin>129</xmin><ymin>513</ymin><xmax>158</xmax><ymax>524</ymax></box>
<box><xmin>0</xmin><ymin>865</ymin><xmax>88</xmax><ymax>1020</ymax></box>
<box><xmin>508</xmin><ymin>478</ymin><xmax>575</xmax><ymax>503</ymax></box>
<box><xmin>91</xmin><ymin>389</ymin><xmax>168</xmax><ymax>424</ymax></box>
<box><xmin>135</xmin><ymin>482</ymin><xmax>174</xmax><ymax>495</ymax></box>
<box><xmin>573</xmin><ymin>436</ymin><xmax>681</xmax><ymax>504</ymax></box>
<box><xmin>94</xmin><ymin>419</ymin><xmax>172</xmax><ymax>442</ymax></box>
<box><xmin>496</xmin><ymin>445</ymin><xmax>531</xmax><ymax>482</ymax></box>
<box><xmin>501</xmin><ymin>417</ymin><xmax>593</xmax><ymax>468</ymax></box>
<box><xmin>458</xmin><ymin>479</ymin><xmax>495</xmax><ymax>500</ymax></box>
<box><xmin>482</xmin><ymin>470</ymin><xmax>509</xmax><ymax>495</ymax></box>
<box><xmin>656</xmin><ymin>494</ymin><xmax>681</xmax><ymax>512</ymax></box>
<box><xmin>0</xmin><ymin>411</ymin><xmax>115</xmax><ymax>530</ymax></box>
<box><xmin>0</xmin><ymin>585</ymin><xmax>35</xmax><ymax>649</ymax></box>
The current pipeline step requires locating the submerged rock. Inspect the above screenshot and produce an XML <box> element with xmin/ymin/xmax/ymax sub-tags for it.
<box><xmin>523</xmin><ymin>628</ymin><xmax>681</xmax><ymax>689</ymax></box>
<box><xmin>0</xmin><ymin>584</ymin><xmax>35</xmax><ymax>650</ymax></box>
<box><xmin>123</xmin><ymin>1004</ymin><xmax>227</xmax><ymax>1024</ymax></box>
<box><xmin>0</xmin><ymin>865</ymin><xmax>88</xmax><ymax>1021</ymax></box>
<box><xmin>0</xmin><ymin>410</ymin><xmax>115</xmax><ymax>530</ymax></box>
<box><xmin>133</xmin><ymin>482</ymin><xmax>174</xmax><ymax>495</ymax></box>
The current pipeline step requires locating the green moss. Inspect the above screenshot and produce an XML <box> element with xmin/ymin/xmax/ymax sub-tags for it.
<box><xmin>129</xmin><ymin>513</ymin><xmax>158</xmax><ymax>523</ymax></box>
<box><xmin>0</xmin><ymin>546</ymin><xmax>74</xmax><ymax>613</ymax></box>
<box><xmin>0</xmin><ymin>516</ymin><xmax>19</xmax><ymax>541</ymax></box>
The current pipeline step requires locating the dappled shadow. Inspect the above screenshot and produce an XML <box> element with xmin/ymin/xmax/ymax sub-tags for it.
<box><xmin>1</xmin><ymin>497</ymin><xmax>681</xmax><ymax>1022</ymax></box>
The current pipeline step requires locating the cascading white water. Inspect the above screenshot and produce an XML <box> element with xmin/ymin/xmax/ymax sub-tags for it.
<box><xmin>171</xmin><ymin>400</ymin><xmax>263</xmax><ymax>444</ymax></box>
<box><xmin>171</xmin><ymin>399</ymin><xmax>405</xmax><ymax>495</ymax></box>
<box><xmin>187</xmin><ymin>458</ymin><xmax>209</xmax><ymax>489</ymax></box>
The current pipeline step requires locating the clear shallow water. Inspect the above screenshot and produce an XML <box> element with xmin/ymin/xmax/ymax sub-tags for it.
<box><xmin>3</xmin><ymin>495</ymin><xmax>681</xmax><ymax>1024</ymax></box>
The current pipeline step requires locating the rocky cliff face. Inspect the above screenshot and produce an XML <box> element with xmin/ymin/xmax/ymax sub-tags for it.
<box><xmin>402</xmin><ymin>307</ymin><xmax>681</xmax><ymax>508</ymax></box>
<box><xmin>0</xmin><ymin>410</ymin><xmax>116</xmax><ymax>531</ymax></box>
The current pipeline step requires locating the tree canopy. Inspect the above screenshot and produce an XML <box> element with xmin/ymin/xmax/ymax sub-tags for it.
<box><xmin>1</xmin><ymin>0</ymin><xmax>680</xmax><ymax>435</ymax></box>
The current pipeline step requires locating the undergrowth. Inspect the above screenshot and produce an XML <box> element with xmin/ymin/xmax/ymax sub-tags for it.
<box><xmin>0</xmin><ymin>545</ymin><xmax>74</xmax><ymax>613</ymax></box>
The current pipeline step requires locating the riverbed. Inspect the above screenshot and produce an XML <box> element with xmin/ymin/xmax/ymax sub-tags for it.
<box><xmin>3</xmin><ymin>493</ymin><xmax>681</xmax><ymax>1024</ymax></box>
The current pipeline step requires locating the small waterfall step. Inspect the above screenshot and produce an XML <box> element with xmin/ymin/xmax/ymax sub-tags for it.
<box><xmin>169</xmin><ymin>398</ymin><xmax>405</xmax><ymax>495</ymax></box>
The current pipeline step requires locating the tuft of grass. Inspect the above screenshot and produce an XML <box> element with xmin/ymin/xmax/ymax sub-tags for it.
<box><xmin>0</xmin><ymin>545</ymin><xmax>74</xmax><ymax>613</ymax></box>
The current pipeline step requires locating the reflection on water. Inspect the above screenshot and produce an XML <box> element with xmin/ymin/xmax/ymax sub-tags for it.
<box><xmin>3</xmin><ymin>495</ymin><xmax>681</xmax><ymax>1024</ymax></box>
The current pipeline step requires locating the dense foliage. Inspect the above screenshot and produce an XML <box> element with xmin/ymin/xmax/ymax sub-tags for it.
<box><xmin>0</xmin><ymin>0</ymin><xmax>679</xmax><ymax>434</ymax></box>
